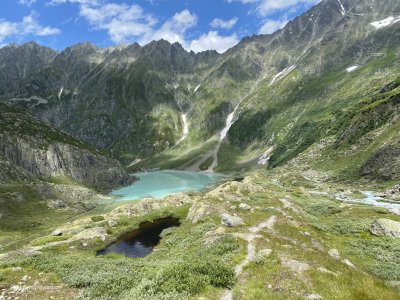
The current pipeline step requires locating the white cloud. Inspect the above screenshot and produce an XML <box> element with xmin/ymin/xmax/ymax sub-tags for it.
<box><xmin>50</xmin><ymin>1</ymin><xmax>240</xmax><ymax>52</ymax></box>
<box><xmin>78</xmin><ymin>3</ymin><xmax>198</xmax><ymax>45</ymax></box>
<box><xmin>79</xmin><ymin>3</ymin><xmax>156</xmax><ymax>43</ymax></box>
<box><xmin>226</xmin><ymin>0</ymin><xmax>257</xmax><ymax>3</ymax></box>
<box><xmin>190</xmin><ymin>31</ymin><xmax>239</xmax><ymax>53</ymax></box>
<box><xmin>210</xmin><ymin>17</ymin><xmax>238</xmax><ymax>30</ymax></box>
<box><xmin>21</xmin><ymin>13</ymin><xmax>61</xmax><ymax>36</ymax></box>
<box><xmin>0</xmin><ymin>22</ymin><xmax>18</xmax><ymax>42</ymax></box>
<box><xmin>140</xmin><ymin>9</ymin><xmax>197</xmax><ymax>46</ymax></box>
<box><xmin>0</xmin><ymin>13</ymin><xmax>60</xmax><ymax>43</ymax></box>
<box><xmin>259</xmin><ymin>18</ymin><xmax>288</xmax><ymax>34</ymax></box>
<box><xmin>258</xmin><ymin>0</ymin><xmax>320</xmax><ymax>16</ymax></box>
<box><xmin>78</xmin><ymin>2</ymin><xmax>200</xmax><ymax>49</ymax></box>
<box><xmin>18</xmin><ymin>0</ymin><xmax>37</xmax><ymax>6</ymax></box>
<box><xmin>48</xmin><ymin>0</ymin><xmax>97</xmax><ymax>4</ymax></box>
<box><xmin>227</xmin><ymin>0</ymin><xmax>321</xmax><ymax>16</ymax></box>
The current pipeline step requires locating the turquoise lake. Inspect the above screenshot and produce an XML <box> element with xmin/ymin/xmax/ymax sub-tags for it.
<box><xmin>111</xmin><ymin>170</ymin><xmax>224</xmax><ymax>201</ymax></box>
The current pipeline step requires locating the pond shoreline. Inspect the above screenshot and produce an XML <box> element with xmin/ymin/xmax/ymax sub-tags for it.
<box><xmin>110</xmin><ymin>170</ymin><xmax>227</xmax><ymax>201</ymax></box>
<box><xmin>97</xmin><ymin>217</ymin><xmax>181</xmax><ymax>258</ymax></box>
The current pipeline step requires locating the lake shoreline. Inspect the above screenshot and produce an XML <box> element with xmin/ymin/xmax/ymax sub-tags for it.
<box><xmin>110</xmin><ymin>170</ymin><xmax>226</xmax><ymax>201</ymax></box>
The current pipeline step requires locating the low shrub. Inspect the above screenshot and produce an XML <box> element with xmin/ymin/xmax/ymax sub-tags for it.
<box><xmin>349</xmin><ymin>238</ymin><xmax>400</xmax><ymax>281</ymax></box>
<box><xmin>330</xmin><ymin>218</ymin><xmax>370</xmax><ymax>234</ymax></box>
<box><xmin>306</xmin><ymin>203</ymin><xmax>342</xmax><ymax>216</ymax></box>
<box><xmin>91</xmin><ymin>215</ymin><xmax>105</xmax><ymax>222</ymax></box>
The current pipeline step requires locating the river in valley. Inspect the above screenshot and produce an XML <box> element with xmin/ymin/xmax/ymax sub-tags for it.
<box><xmin>335</xmin><ymin>191</ymin><xmax>400</xmax><ymax>212</ymax></box>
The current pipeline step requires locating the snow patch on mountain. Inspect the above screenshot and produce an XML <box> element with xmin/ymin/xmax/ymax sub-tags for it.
<box><xmin>269</xmin><ymin>65</ymin><xmax>296</xmax><ymax>86</ymax></box>
<box><xmin>337</xmin><ymin>0</ymin><xmax>346</xmax><ymax>16</ymax></box>
<box><xmin>346</xmin><ymin>66</ymin><xmax>358</xmax><ymax>73</ymax></box>
<box><xmin>370</xmin><ymin>16</ymin><xmax>400</xmax><ymax>29</ymax></box>
<box><xmin>58</xmin><ymin>87</ymin><xmax>63</xmax><ymax>100</ymax></box>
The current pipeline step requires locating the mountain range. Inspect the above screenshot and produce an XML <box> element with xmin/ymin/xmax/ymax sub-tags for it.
<box><xmin>1</xmin><ymin>0</ymin><xmax>400</xmax><ymax>299</ymax></box>
<box><xmin>1</xmin><ymin>0</ymin><xmax>399</xmax><ymax>183</ymax></box>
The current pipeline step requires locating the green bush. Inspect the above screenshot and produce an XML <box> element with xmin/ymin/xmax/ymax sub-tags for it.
<box><xmin>306</xmin><ymin>203</ymin><xmax>342</xmax><ymax>216</ymax></box>
<box><xmin>158</xmin><ymin>257</ymin><xmax>234</xmax><ymax>293</ymax></box>
<box><xmin>330</xmin><ymin>218</ymin><xmax>369</xmax><ymax>234</ymax></box>
<box><xmin>204</xmin><ymin>235</ymin><xmax>240</xmax><ymax>256</ymax></box>
<box><xmin>91</xmin><ymin>215</ymin><xmax>105</xmax><ymax>222</ymax></box>
<box><xmin>349</xmin><ymin>238</ymin><xmax>400</xmax><ymax>281</ymax></box>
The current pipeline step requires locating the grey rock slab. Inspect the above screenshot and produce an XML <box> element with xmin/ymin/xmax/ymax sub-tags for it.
<box><xmin>370</xmin><ymin>218</ymin><xmax>400</xmax><ymax>237</ymax></box>
<box><xmin>221</xmin><ymin>213</ymin><xmax>244</xmax><ymax>227</ymax></box>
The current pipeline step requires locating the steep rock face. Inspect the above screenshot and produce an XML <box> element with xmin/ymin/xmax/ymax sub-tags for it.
<box><xmin>0</xmin><ymin>42</ymin><xmax>56</xmax><ymax>97</ymax></box>
<box><xmin>0</xmin><ymin>156</ymin><xmax>33</xmax><ymax>183</ymax></box>
<box><xmin>0</xmin><ymin>135</ymin><xmax>132</xmax><ymax>189</ymax></box>
<box><xmin>361</xmin><ymin>141</ymin><xmax>400</xmax><ymax>180</ymax></box>
<box><xmin>0</xmin><ymin>104</ymin><xmax>132</xmax><ymax>190</ymax></box>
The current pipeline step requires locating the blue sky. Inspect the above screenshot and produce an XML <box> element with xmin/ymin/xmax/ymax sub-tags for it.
<box><xmin>0</xmin><ymin>0</ymin><xmax>320</xmax><ymax>52</ymax></box>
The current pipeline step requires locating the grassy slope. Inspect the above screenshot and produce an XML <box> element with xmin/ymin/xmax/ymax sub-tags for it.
<box><xmin>134</xmin><ymin>48</ymin><xmax>399</xmax><ymax>176</ymax></box>
<box><xmin>0</xmin><ymin>183</ymin><xmax>77</xmax><ymax>253</ymax></box>
<box><xmin>1</xmin><ymin>170</ymin><xmax>399</xmax><ymax>299</ymax></box>
<box><xmin>220</xmin><ymin>50</ymin><xmax>400</xmax><ymax>176</ymax></box>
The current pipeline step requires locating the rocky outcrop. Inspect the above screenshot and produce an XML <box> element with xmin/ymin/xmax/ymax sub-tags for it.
<box><xmin>69</xmin><ymin>227</ymin><xmax>107</xmax><ymax>242</ymax></box>
<box><xmin>370</xmin><ymin>219</ymin><xmax>400</xmax><ymax>237</ymax></box>
<box><xmin>0</xmin><ymin>134</ymin><xmax>132</xmax><ymax>190</ymax></box>
<box><xmin>109</xmin><ymin>193</ymin><xmax>192</xmax><ymax>220</ymax></box>
<box><xmin>361</xmin><ymin>141</ymin><xmax>400</xmax><ymax>180</ymax></box>
<box><xmin>206</xmin><ymin>178</ymin><xmax>264</xmax><ymax>202</ymax></box>
<box><xmin>386</xmin><ymin>184</ymin><xmax>400</xmax><ymax>201</ymax></box>
<box><xmin>221</xmin><ymin>213</ymin><xmax>244</xmax><ymax>227</ymax></box>
<box><xmin>0</xmin><ymin>104</ymin><xmax>132</xmax><ymax>190</ymax></box>
<box><xmin>0</xmin><ymin>156</ymin><xmax>33</xmax><ymax>183</ymax></box>
<box><xmin>187</xmin><ymin>202</ymin><xmax>226</xmax><ymax>223</ymax></box>
<box><xmin>280</xmin><ymin>257</ymin><xmax>311</xmax><ymax>275</ymax></box>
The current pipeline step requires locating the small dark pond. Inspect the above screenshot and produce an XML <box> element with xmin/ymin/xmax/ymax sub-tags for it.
<box><xmin>97</xmin><ymin>217</ymin><xmax>180</xmax><ymax>258</ymax></box>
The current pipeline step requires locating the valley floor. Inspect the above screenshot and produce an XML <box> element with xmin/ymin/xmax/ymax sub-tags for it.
<box><xmin>0</xmin><ymin>166</ymin><xmax>399</xmax><ymax>300</ymax></box>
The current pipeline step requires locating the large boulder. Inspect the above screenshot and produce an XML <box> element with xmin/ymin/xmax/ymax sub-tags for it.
<box><xmin>238</xmin><ymin>203</ymin><xmax>251</xmax><ymax>211</ymax></box>
<box><xmin>221</xmin><ymin>213</ymin><xmax>244</xmax><ymax>227</ymax></box>
<box><xmin>370</xmin><ymin>219</ymin><xmax>400</xmax><ymax>237</ymax></box>
<box><xmin>328</xmin><ymin>249</ymin><xmax>340</xmax><ymax>260</ymax></box>
<box><xmin>280</xmin><ymin>257</ymin><xmax>310</xmax><ymax>275</ymax></box>
<box><xmin>51</xmin><ymin>230</ymin><xmax>62</xmax><ymax>236</ymax></box>
<box><xmin>386</xmin><ymin>184</ymin><xmax>400</xmax><ymax>200</ymax></box>
<box><xmin>389</xmin><ymin>208</ymin><xmax>400</xmax><ymax>216</ymax></box>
